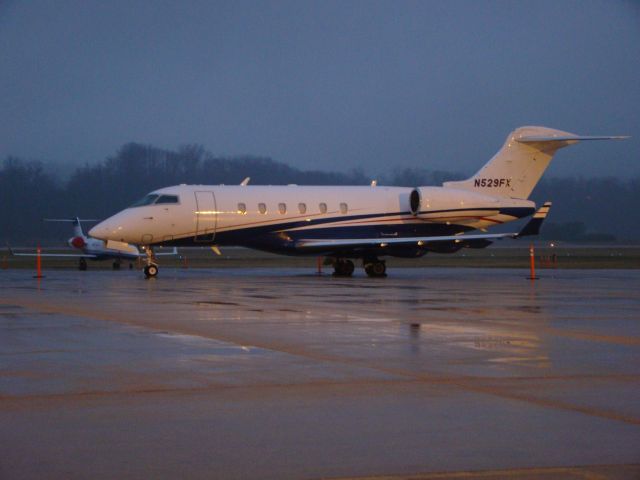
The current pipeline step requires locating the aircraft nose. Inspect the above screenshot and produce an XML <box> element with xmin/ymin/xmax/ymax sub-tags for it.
<box><xmin>89</xmin><ymin>213</ymin><xmax>137</xmax><ymax>242</ymax></box>
<box><xmin>88</xmin><ymin>221</ymin><xmax>109</xmax><ymax>240</ymax></box>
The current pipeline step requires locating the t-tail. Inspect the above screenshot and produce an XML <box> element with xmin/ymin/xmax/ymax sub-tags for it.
<box><xmin>443</xmin><ymin>126</ymin><xmax>628</xmax><ymax>199</ymax></box>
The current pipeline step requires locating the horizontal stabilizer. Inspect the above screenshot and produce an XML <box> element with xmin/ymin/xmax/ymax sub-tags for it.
<box><xmin>44</xmin><ymin>218</ymin><xmax>101</xmax><ymax>222</ymax></box>
<box><xmin>443</xmin><ymin>126</ymin><xmax>628</xmax><ymax>199</ymax></box>
<box><xmin>517</xmin><ymin>135</ymin><xmax>628</xmax><ymax>143</ymax></box>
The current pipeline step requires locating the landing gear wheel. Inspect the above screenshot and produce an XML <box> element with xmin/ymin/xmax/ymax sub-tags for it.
<box><xmin>144</xmin><ymin>264</ymin><xmax>158</xmax><ymax>278</ymax></box>
<box><xmin>141</xmin><ymin>245</ymin><xmax>158</xmax><ymax>278</ymax></box>
<box><xmin>333</xmin><ymin>259</ymin><xmax>355</xmax><ymax>277</ymax></box>
<box><xmin>365</xmin><ymin>260</ymin><xmax>386</xmax><ymax>278</ymax></box>
<box><xmin>79</xmin><ymin>258</ymin><xmax>87</xmax><ymax>271</ymax></box>
<box><xmin>112</xmin><ymin>260</ymin><xmax>121</xmax><ymax>270</ymax></box>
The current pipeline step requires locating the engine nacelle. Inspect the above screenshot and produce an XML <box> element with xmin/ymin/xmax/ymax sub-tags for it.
<box><xmin>69</xmin><ymin>236</ymin><xmax>86</xmax><ymax>249</ymax></box>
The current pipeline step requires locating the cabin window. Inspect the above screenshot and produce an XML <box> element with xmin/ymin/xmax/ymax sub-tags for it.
<box><xmin>278</xmin><ymin>203</ymin><xmax>287</xmax><ymax>214</ymax></box>
<box><xmin>237</xmin><ymin>203</ymin><xmax>247</xmax><ymax>214</ymax></box>
<box><xmin>298</xmin><ymin>203</ymin><xmax>307</xmax><ymax>214</ymax></box>
<box><xmin>129</xmin><ymin>194</ymin><xmax>159</xmax><ymax>208</ymax></box>
<box><xmin>319</xmin><ymin>202</ymin><xmax>327</xmax><ymax>214</ymax></box>
<box><xmin>155</xmin><ymin>194</ymin><xmax>179</xmax><ymax>204</ymax></box>
<box><xmin>339</xmin><ymin>202</ymin><xmax>348</xmax><ymax>214</ymax></box>
<box><xmin>258</xmin><ymin>203</ymin><xmax>267</xmax><ymax>214</ymax></box>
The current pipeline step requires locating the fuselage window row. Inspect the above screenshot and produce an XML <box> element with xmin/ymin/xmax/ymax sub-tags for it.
<box><xmin>235</xmin><ymin>202</ymin><xmax>349</xmax><ymax>215</ymax></box>
<box><xmin>236</xmin><ymin>202</ymin><xmax>348</xmax><ymax>216</ymax></box>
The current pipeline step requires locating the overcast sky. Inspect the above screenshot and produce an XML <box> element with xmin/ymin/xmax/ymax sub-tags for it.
<box><xmin>1</xmin><ymin>0</ymin><xmax>638</xmax><ymax>179</ymax></box>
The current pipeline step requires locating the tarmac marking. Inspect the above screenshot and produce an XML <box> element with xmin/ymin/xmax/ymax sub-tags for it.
<box><xmin>541</xmin><ymin>328</ymin><xmax>640</xmax><ymax>346</ymax></box>
<box><xmin>324</xmin><ymin>463</ymin><xmax>640</xmax><ymax>479</ymax></box>
<box><xmin>3</xmin><ymin>296</ymin><xmax>640</xmax><ymax>427</ymax></box>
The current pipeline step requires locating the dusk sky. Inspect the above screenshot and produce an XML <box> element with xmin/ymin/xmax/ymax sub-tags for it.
<box><xmin>1</xmin><ymin>0</ymin><xmax>638</xmax><ymax>179</ymax></box>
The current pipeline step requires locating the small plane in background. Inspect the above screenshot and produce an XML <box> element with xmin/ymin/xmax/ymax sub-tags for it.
<box><xmin>10</xmin><ymin>217</ymin><xmax>176</xmax><ymax>270</ymax></box>
<box><xmin>89</xmin><ymin>126</ymin><xmax>627</xmax><ymax>278</ymax></box>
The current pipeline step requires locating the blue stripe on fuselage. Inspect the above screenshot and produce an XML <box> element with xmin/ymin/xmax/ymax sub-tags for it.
<box><xmin>160</xmin><ymin>206</ymin><xmax>534</xmax><ymax>253</ymax></box>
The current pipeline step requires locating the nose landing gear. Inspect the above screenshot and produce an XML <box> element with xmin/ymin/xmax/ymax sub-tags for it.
<box><xmin>142</xmin><ymin>246</ymin><xmax>159</xmax><ymax>278</ymax></box>
<box><xmin>143</xmin><ymin>263</ymin><xmax>158</xmax><ymax>278</ymax></box>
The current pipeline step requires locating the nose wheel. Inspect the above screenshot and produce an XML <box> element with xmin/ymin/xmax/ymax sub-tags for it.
<box><xmin>142</xmin><ymin>246</ymin><xmax>159</xmax><ymax>278</ymax></box>
<box><xmin>143</xmin><ymin>264</ymin><xmax>158</xmax><ymax>278</ymax></box>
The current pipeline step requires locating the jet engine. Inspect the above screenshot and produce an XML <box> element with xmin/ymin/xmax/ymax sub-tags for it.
<box><xmin>69</xmin><ymin>236</ymin><xmax>86</xmax><ymax>249</ymax></box>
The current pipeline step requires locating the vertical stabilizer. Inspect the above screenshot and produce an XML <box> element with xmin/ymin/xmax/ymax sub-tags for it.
<box><xmin>72</xmin><ymin>217</ymin><xmax>84</xmax><ymax>238</ymax></box>
<box><xmin>443</xmin><ymin>126</ymin><xmax>626</xmax><ymax>199</ymax></box>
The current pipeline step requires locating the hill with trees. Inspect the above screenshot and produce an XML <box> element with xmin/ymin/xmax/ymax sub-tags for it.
<box><xmin>2</xmin><ymin>144</ymin><xmax>638</xmax><ymax>244</ymax></box>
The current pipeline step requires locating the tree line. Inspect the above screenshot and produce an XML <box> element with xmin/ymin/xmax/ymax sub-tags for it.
<box><xmin>1</xmin><ymin>143</ymin><xmax>638</xmax><ymax>244</ymax></box>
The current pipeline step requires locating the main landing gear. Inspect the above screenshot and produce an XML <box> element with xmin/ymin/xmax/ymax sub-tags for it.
<box><xmin>78</xmin><ymin>258</ymin><xmax>88</xmax><ymax>271</ymax></box>
<box><xmin>330</xmin><ymin>257</ymin><xmax>386</xmax><ymax>278</ymax></box>
<box><xmin>332</xmin><ymin>259</ymin><xmax>355</xmax><ymax>277</ymax></box>
<box><xmin>364</xmin><ymin>258</ymin><xmax>386</xmax><ymax>278</ymax></box>
<box><xmin>142</xmin><ymin>246</ymin><xmax>159</xmax><ymax>279</ymax></box>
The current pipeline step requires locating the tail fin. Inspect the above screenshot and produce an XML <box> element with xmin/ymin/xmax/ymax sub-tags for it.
<box><xmin>443</xmin><ymin>126</ymin><xmax>627</xmax><ymax>199</ymax></box>
<box><xmin>71</xmin><ymin>217</ymin><xmax>84</xmax><ymax>238</ymax></box>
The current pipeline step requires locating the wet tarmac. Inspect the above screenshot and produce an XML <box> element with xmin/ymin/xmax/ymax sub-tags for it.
<box><xmin>1</xmin><ymin>267</ymin><xmax>639</xmax><ymax>479</ymax></box>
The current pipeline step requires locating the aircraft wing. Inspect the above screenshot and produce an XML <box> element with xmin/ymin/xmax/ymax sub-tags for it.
<box><xmin>296</xmin><ymin>232</ymin><xmax>514</xmax><ymax>250</ymax></box>
<box><xmin>105</xmin><ymin>241</ymin><xmax>176</xmax><ymax>258</ymax></box>
<box><xmin>296</xmin><ymin>202</ymin><xmax>552</xmax><ymax>250</ymax></box>
<box><xmin>154</xmin><ymin>247</ymin><xmax>178</xmax><ymax>256</ymax></box>
<box><xmin>9</xmin><ymin>251</ymin><xmax>98</xmax><ymax>258</ymax></box>
<box><xmin>6</xmin><ymin>243</ymin><xmax>98</xmax><ymax>258</ymax></box>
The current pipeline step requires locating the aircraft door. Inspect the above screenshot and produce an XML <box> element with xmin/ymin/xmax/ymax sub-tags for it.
<box><xmin>194</xmin><ymin>191</ymin><xmax>217</xmax><ymax>242</ymax></box>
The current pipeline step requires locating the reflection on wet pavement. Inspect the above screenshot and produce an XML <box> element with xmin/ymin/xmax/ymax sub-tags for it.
<box><xmin>1</xmin><ymin>267</ymin><xmax>639</xmax><ymax>479</ymax></box>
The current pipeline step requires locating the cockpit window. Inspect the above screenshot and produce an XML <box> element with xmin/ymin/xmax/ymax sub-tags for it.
<box><xmin>129</xmin><ymin>194</ymin><xmax>159</xmax><ymax>207</ymax></box>
<box><xmin>155</xmin><ymin>195</ymin><xmax>179</xmax><ymax>204</ymax></box>
<box><xmin>129</xmin><ymin>193</ymin><xmax>179</xmax><ymax>207</ymax></box>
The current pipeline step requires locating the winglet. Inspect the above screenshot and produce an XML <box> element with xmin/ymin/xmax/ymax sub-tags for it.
<box><xmin>516</xmin><ymin>202</ymin><xmax>552</xmax><ymax>238</ymax></box>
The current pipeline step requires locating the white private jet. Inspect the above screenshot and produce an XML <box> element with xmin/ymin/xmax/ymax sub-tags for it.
<box><xmin>89</xmin><ymin>126</ymin><xmax>627</xmax><ymax>278</ymax></box>
<box><xmin>10</xmin><ymin>217</ymin><xmax>175</xmax><ymax>270</ymax></box>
